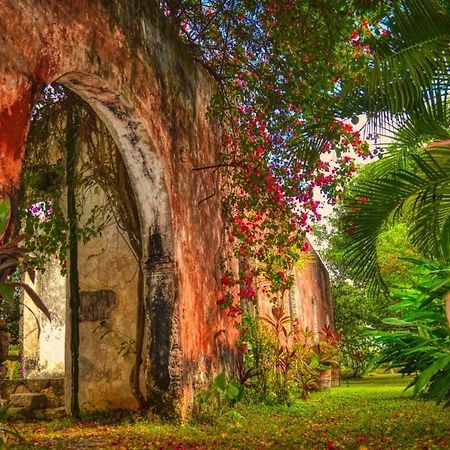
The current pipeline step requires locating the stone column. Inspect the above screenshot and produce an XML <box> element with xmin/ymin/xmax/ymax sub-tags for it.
<box><xmin>145</xmin><ymin>230</ymin><xmax>180</xmax><ymax>417</ymax></box>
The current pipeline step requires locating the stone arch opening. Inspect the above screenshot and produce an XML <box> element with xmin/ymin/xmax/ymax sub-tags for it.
<box><xmin>1</xmin><ymin>0</ymin><xmax>239</xmax><ymax>418</ymax></box>
<box><xmin>16</xmin><ymin>71</ymin><xmax>179</xmax><ymax>414</ymax></box>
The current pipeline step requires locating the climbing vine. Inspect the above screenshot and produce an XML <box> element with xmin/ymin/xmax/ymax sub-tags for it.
<box><xmin>158</xmin><ymin>1</ymin><xmax>391</xmax><ymax>312</ymax></box>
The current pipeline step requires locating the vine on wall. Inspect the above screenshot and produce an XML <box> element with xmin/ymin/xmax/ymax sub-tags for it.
<box><xmin>158</xmin><ymin>1</ymin><xmax>388</xmax><ymax>312</ymax></box>
<box><xmin>22</xmin><ymin>86</ymin><xmax>147</xmax><ymax>410</ymax></box>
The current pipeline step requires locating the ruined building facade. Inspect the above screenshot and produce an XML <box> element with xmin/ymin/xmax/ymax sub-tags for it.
<box><xmin>0</xmin><ymin>0</ymin><xmax>333</xmax><ymax>415</ymax></box>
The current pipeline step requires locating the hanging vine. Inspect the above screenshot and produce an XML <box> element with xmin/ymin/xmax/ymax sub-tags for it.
<box><xmin>158</xmin><ymin>0</ymin><xmax>384</xmax><ymax>313</ymax></box>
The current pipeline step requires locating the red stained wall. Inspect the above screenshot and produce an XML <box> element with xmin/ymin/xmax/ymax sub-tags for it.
<box><xmin>0</xmin><ymin>0</ymin><xmax>238</xmax><ymax>415</ymax></box>
<box><xmin>257</xmin><ymin>245</ymin><xmax>334</xmax><ymax>342</ymax></box>
<box><xmin>0</xmin><ymin>0</ymin><xmax>332</xmax><ymax>415</ymax></box>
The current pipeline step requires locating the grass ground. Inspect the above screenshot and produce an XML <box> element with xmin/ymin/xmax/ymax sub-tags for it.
<box><xmin>8</xmin><ymin>374</ymin><xmax>450</xmax><ymax>449</ymax></box>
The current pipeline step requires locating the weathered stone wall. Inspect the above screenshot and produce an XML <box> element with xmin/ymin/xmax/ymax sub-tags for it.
<box><xmin>21</xmin><ymin>187</ymin><xmax>142</xmax><ymax>410</ymax></box>
<box><xmin>22</xmin><ymin>258</ymin><xmax>66</xmax><ymax>378</ymax></box>
<box><xmin>0</xmin><ymin>0</ymin><xmax>334</xmax><ymax>415</ymax></box>
<box><xmin>257</xmin><ymin>246</ymin><xmax>334</xmax><ymax>343</ymax></box>
<box><xmin>0</xmin><ymin>378</ymin><xmax>64</xmax><ymax>408</ymax></box>
<box><xmin>0</xmin><ymin>0</ymin><xmax>237</xmax><ymax>415</ymax></box>
<box><xmin>291</xmin><ymin>248</ymin><xmax>334</xmax><ymax>342</ymax></box>
<box><xmin>69</xmin><ymin>188</ymin><xmax>141</xmax><ymax>411</ymax></box>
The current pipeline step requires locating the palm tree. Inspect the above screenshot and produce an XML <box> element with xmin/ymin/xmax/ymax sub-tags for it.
<box><xmin>340</xmin><ymin>0</ymin><xmax>450</xmax><ymax>322</ymax></box>
<box><xmin>345</xmin><ymin>0</ymin><xmax>449</xmax><ymax>128</ymax></box>
<box><xmin>343</xmin><ymin>138</ymin><xmax>450</xmax><ymax>285</ymax></box>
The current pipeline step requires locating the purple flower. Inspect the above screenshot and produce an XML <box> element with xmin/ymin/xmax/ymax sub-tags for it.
<box><xmin>26</xmin><ymin>201</ymin><xmax>53</xmax><ymax>221</ymax></box>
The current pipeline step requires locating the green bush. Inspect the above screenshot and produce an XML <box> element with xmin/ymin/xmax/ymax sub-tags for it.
<box><xmin>371</xmin><ymin>259</ymin><xmax>450</xmax><ymax>406</ymax></box>
<box><xmin>240</xmin><ymin>308</ymin><xmax>333</xmax><ymax>404</ymax></box>
<box><xmin>192</xmin><ymin>372</ymin><xmax>245</xmax><ymax>423</ymax></box>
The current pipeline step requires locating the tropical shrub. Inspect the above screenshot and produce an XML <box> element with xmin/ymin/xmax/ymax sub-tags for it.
<box><xmin>0</xmin><ymin>198</ymin><xmax>46</xmax><ymax>447</ymax></box>
<box><xmin>317</xmin><ymin>324</ymin><xmax>341</xmax><ymax>367</ymax></box>
<box><xmin>315</xmin><ymin>218</ymin><xmax>419</xmax><ymax>378</ymax></box>
<box><xmin>192</xmin><ymin>371</ymin><xmax>245</xmax><ymax>423</ymax></box>
<box><xmin>371</xmin><ymin>259</ymin><xmax>450</xmax><ymax>406</ymax></box>
<box><xmin>239</xmin><ymin>310</ymin><xmax>274</xmax><ymax>402</ymax></box>
<box><xmin>0</xmin><ymin>197</ymin><xmax>50</xmax><ymax>321</ymax></box>
<box><xmin>240</xmin><ymin>308</ymin><xmax>334</xmax><ymax>403</ymax></box>
<box><xmin>291</xmin><ymin>327</ymin><xmax>323</xmax><ymax>399</ymax></box>
<box><xmin>332</xmin><ymin>282</ymin><xmax>378</xmax><ymax>378</ymax></box>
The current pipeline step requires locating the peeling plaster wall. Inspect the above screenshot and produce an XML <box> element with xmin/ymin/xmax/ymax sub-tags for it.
<box><xmin>22</xmin><ymin>184</ymin><xmax>141</xmax><ymax>411</ymax></box>
<box><xmin>69</xmin><ymin>190</ymin><xmax>140</xmax><ymax>411</ymax></box>
<box><xmin>1</xmin><ymin>0</ymin><xmax>334</xmax><ymax>415</ymax></box>
<box><xmin>1</xmin><ymin>0</ymin><xmax>237</xmax><ymax>415</ymax></box>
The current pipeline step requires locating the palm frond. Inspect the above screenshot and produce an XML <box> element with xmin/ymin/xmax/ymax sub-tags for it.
<box><xmin>343</xmin><ymin>0</ymin><xmax>450</xmax><ymax>131</ymax></box>
<box><xmin>344</xmin><ymin>148</ymin><xmax>450</xmax><ymax>289</ymax></box>
<box><xmin>369</xmin><ymin>97</ymin><xmax>450</xmax><ymax>175</ymax></box>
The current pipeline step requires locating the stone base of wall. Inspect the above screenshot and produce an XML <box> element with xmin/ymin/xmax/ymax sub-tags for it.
<box><xmin>0</xmin><ymin>378</ymin><xmax>64</xmax><ymax>408</ymax></box>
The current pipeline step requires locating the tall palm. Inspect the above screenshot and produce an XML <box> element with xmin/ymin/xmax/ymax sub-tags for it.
<box><xmin>341</xmin><ymin>0</ymin><xmax>450</xmax><ymax>321</ymax></box>
<box><xmin>344</xmin><ymin>0</ymin><xmax>450</xmax><ymax>130</ymax></box>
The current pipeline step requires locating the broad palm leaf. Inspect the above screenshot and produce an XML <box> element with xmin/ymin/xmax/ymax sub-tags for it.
<box><xmin>343</xmin><ymin>0</ymin><xmax>450</xmax><ymax>131</ymax></box>
<box><xmin>371</xmin><ymin>90</ymin><xmax>450</xmax><ymax>173</ymax></box>
<box><xmin>342</xmin><ymin>0</ymin><xmax>450</xmax><ymax>290</ymax></box>
<box><xmin>344</xmin><ymin>146</ymin><xmax>450</xmax><ymax>291</ymax></box>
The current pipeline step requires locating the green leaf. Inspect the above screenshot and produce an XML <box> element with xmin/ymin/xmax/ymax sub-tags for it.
<box><xmin>403</xmin><ymin>311</ymin><xmax>445</xmax><ymax>322</ymax></box>
<box><xmin>318</xmin><ymin>363</ymin><xmax>331</xmax><ymax>370</ymax></box>
<box><xmin>310</xmin><ymin>354</ymin><xmax>320</xmax><ymax>369</ymax></box>
<box><xmin>344</xmin><ymin>150</ymin><xmax>450</xmax><ymax>291</ymax></box>
<box><xmin>0</xmin><ymin>283</ymin><xmax>14</xmax><ymax>302</ymax></box>
<box><xmin>414</xmin><ymin>354</ymin><xmax>450</xmax><ymax>395</ymax></box>
<box><xmin>213</xmin><ymin>372</ymin><xmax>227</xmax><ymax>392</ymax></box>
<box><xmin>431</xmin><ymin>274</ymin><xmax>450</xmax><ymax>292</ymax></box>
<box><xmin>0</xmin><ymin>196</ymin><xmax>11</xmax><ymax>240</ymax></box>
<box><xmin>225</xmin><ymin>382</ymin><xmax>240</xmax><ymax>400</ymax></box>
<box><xmin>382</xmin><ymin>318</ymin><xmax>414</xmax><ymax>327</ymax></box>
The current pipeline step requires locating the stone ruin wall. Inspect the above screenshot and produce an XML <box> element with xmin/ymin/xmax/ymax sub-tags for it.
<box><xmin>72</xmin><ymin>188</ymin><xmax>141</xmax><ymax>411</ymax></box>
<box><xmin>0</xmin><ymin>0</ymin><xmax>335</xmax><ymax>415</ymax></box>
<box><xmin>291</xmin><ymin>248</ymin><xmax>334</xmax><ymax>341</ymax></box>
<box><xmin>22</xmin><ymin>258</ymin><xmax>66</xmax><ymax>378</ymax></box>
<box><xmin>0</xmin><ymin>0</ymin><xmax>239</xmax><ymax>415</ymax></box>
<box><xmin>21</xmin><ymin>184</ymin><xmax>146</xmax><ymax>411</ymax></box>
<box><xmin>257</xmin><ymin>245</ymin><xmax>334</xmax><ymax>343</ymax></box>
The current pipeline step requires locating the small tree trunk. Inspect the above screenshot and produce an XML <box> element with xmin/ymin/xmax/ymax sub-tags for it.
<box><xmin>66</xmin><ymin>107</ymin><xmax>81</xmax><ymax>419</ymax></box>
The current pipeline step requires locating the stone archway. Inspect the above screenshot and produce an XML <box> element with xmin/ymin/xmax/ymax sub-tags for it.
<box><xmin>0</xmin><ymin>0</ymin><xmax>238</xmax><ymax>417</ymax></box>
<box><xmin>58</xmin><ymin>72</ymin><xmax>179</xmax><ymax>412</ymax></box>
<box><xmin>19</xmin><ymin>73</ymin><xmax>178</xmax><ymax>413</ymax></box>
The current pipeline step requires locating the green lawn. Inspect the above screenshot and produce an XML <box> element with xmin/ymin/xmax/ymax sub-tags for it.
<box><xmin>9</xmin><ymin>374</ymin><xmax>450</xmax><ymax>449</ymax></box>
